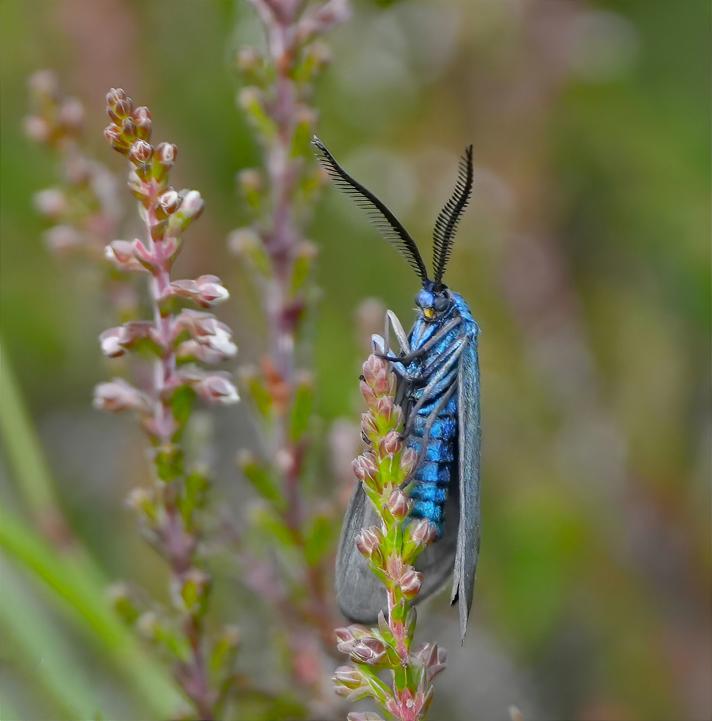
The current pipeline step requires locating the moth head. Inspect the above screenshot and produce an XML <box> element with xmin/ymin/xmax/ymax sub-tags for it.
<box><xmin>416</xmin><ymin>281</ymin><xmax>451</xmax><ymax>322</ymax></box>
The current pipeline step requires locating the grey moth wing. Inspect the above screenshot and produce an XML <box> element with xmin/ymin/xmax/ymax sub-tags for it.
<box><xmin>451</xmin><ymin>331</ymin><xmax>481</xmax><ymax>642</ymax></box>
<box><xmin>335</xmin><ymin>481</ymin><xmax>387</xmax><ymax>622</ymax></box>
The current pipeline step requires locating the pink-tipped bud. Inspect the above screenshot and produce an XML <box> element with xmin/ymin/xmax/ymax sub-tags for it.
<box><xmin>398</xmin><ymin>567</ymin><xmax>423</xmax><ymax>598</ymax></box>
<box><xmin>180</xmin><ymin>189</ymin><xmax>203</xmax><ymax>218</ymax></box>
<box><xmin>374</xmin><ymin>396</ymin><xmax>395</xmax><ymax>420</ymax></box>
<box><xmin>99</xmin><ymin>328</ymin><xmax>126</xmax><ymax>358</ymax></box>
<box><xmin>120</xmin><ymin>116</ymin><xmax>136</xmax><ymax>141</ymax></box>
<box><xmin>128</xmin><ymin>140</ymin><xmax>153</xmax><ymax>165</ymax></box>
<box><xmin>355</xmin><ymin>527</ymin><xmax>381</xmax><ymax>559</ymax></box>
<box><xmin>387</xmin><ymin>489</ymin><xmax>410</xmax><ymax>520</ymax></box>
<box><xmin>154</xmin><ymin>142</ymin><xmax>177</xmax><ymax>167</ymax></box>
<box><xmin>195</xmin><ymin>373</ymin><xmax>239</xmax><ymax>405</ymax></box>
<box><xmin>349</xmin><ymin>637</ymin><xmax>387</xmax><ymax>665</ymax></box>
<box><xmin>103</xmin><ymin>124</ymin><xmax>129</xmax><ymax>153</ymax></box>
<box><xmin>360</xmin><ymin>411</ymin><xmax>379</xmax><ymax>441</ymax></box>
<box><xmin>362</xmin><ymin>354</ymin><xmax>390</xmax><ymax>395</ymax></box>
<box><xmin>332</xmin><ymin>666</ymin><xmax>364</xmax><ymax>697</ymax></box>
<box><xmin>158</xmin><ymin>189</ymin><xmax>181</xmax><ymax>215</ymax></box>
<box><xmin>93</xmin><ymin>378</ymin><xmax>147</xmax><ymax>413</ymax></box>
<box><xmin>359</xmin><ymin>378</ymin><xmax>377</xmax><ymax>407</ymax></box>
<box><xmin>132</xmin><ymin>106</ymin><xmax>152</xmax><ymax>140</ymax></box>
<box><xmin>105</xmin><ymin>87</ymin><xmax>128</xmax><ymax>108</ymax></box>
<box><xmin>410</xmin><ymin>518</ymin><xmax>438</xmax><ymax>546</ymax></box>
<box><xmin>105</xmin><ymin>240</ymin><xmax>145</xmax><ymax>272</ymax></box>
<box><xmin>400</xmin><ymin>447</ymin><xmax>417</xmax><ymax>477</ymax></box>
<box><xmin>413</xmin><ymin>642</ymin><xmax>448</xmax><ymax>683</ymax></box>
<box><xmin>379</xmin><ymin>430</ymin><xmax>402</xmax><ymax>456</ymax></box>
<box><xmin>352</xmin><ymin>452</ymin><xmax>378</xmax><ymax>482</ymax></box>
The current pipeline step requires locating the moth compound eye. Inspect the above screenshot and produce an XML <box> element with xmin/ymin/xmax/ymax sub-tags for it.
<box><xmin>433</xmin><ymin>295</ymin><xmax>449</xmax><ymax>312</ymax></box>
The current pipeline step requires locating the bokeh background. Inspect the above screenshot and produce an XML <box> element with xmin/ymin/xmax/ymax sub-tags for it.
<box><xmin>1</xmin><ymin>0</ymin><xmax>710</xmax><ymax>720</ymax></box>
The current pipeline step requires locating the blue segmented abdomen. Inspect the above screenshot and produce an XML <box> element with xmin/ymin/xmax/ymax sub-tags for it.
<box><xmin>406</xmin><ymin>392</ymin><xmax>458</xmax><ymax>536</ymax></box>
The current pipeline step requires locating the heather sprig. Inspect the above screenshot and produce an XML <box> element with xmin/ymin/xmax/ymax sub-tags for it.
<box><xmin>95</xmin><ymin>88</ymin><xmax>239</xmax><ymax>720</ymax></box>
<box><xmin>25</xmin><ymin>71</ymin><xmax>135</xmax><ymax>316</ymax></box>
<box><xmin>334</xmin><ymin>354</ymin><xmax>447</xmax><ymax>721</ymax></box>
<box><xmin>230</xmin><ymin>0</ymin><xmax>350</xmax><ymax>697</ymax></box>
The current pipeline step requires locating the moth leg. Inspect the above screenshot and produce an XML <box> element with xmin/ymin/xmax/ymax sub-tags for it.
<box><xmin>401</xmin><ymin>338</ymin><xmax>466</xmax><ymax>438</ymax></box>
<box><xmin>406</xmin><ymin>383</ymin><xmax>458</xmax><ymax>481</ymax></box>
<box><xmin>385</xmin><ymin>309</ymin><xmax>411</xmax><ymax>355</ymax></box>
<box><xmin>378</xmin><ymin>317</ymin><xmax>462</xmax><ymax>364</ymax></box>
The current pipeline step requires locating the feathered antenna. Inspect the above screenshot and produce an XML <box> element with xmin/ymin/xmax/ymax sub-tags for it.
<box><xmin>432</xmin><ymin>145</ymin><xmax>474</xmax><ymax>286</ymax></box>
<box><xmin>312</xmin><ymin>136</ymin><xmax>429</xmax><ymax>283</ymax></box>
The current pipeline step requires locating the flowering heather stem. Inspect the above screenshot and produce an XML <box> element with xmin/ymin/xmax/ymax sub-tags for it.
<box><xmin>25</xmin><ymin>70</ymin><xmax>135</xmax><ymax>317</ymax></box>
<box><xmin>333</xmin><ymin>354</ymin><xmax>447</xmax><ymax>721</ymax></box>
<box><xmin>232</xmin><ymin>0</ymin><xmax>350</xmax><ymax>684</ymax></box>
<box><xmin>95</xmin><ymin>88</ymin><xmax>240</xmax><ymax>720</ymax></box>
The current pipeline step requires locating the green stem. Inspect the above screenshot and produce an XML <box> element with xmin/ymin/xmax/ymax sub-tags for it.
<box><xmin>0</xmin><ymin>559</ymin><xmax>102</xmax><ymax>720</ymax></box>
<box><xmin>0</xmin><ymin>341</ymin><xmax>61</xmax><ymax>530</ymax></box>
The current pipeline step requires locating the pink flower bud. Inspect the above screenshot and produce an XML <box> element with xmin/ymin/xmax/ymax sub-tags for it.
<box><xmin>374</xmin><ymin>396</ymin><xmax>394</xmax><ymax>420</ymax></box>
<box><xmin>413</xmin><ymin>642</ymin><xmax>447</xmax><ymax>683</ymax></box>
<box><xmin>347</xmin><ymin>713</ymin><xmax>386</xmax><ymax>721</ymax></box>
<box><xmin>99</xmin><ymin>322</ymin><xmax>157</xmax><ymax>358</ymax></box>
<box><xmin>132</xmin><ymin>106</ymin><xmax>152</xmax><ymax>140</ymax></box>
<box><xmin>360</xmin><ymin>411</ymin><xmax>378</xmax><ymax>439</ymax></box>
<box><xmin>93</xmin><ymin>378</ymin><xmax>147</xmax><ymax>413</ymax></box>
<box><xmin>104</xmin><ymin>240</ymin><xmax>145</xmax><ymax>272</ymax></box>
<box><xmin>128</xmin><ymin>140</ymin><xmax>153</xmax><ymax>165</ymax></box>
<box><xmin>362</xmin><ymin>354</ymin><xmax>390</xmax><ymax>395</ymax></box>
<box><xmin>349</xmin><ymin>637</ymin><xmax>387</xmax><ymax>665</ymax></box>
<box><xmin>120</xmin><ymin>117</ymin><xmax>136</xmax><ymax>141</ymax></box>
<box><xmin>169</xmin><ymin>275</ymin><xmax>229</xmax><ymax>307</ymax></box>
<box><xmin>410</xmin><ymin>518</ymin><xmax>438</xmax><ymax>546</ymax></box>
<box><xmin>401</xmin><ymin>447</ymin><xmax>417</xmax><ymax>477</ymax></box>
<box><xmin>105</xmin><ymin>87</ymin><xmax>128</xmax><ymax>108</ymax></box>
<box><xmin>195</xmin><ymin>373</ymin><xmax>239</xmax><ymax>405</ymax></box>
<box><xmin>44</xmin><ymin>225</ymin><xmax>81</xmax><ymax>253</ymax></box>
<box><xmin>352</xmin><ymin>452</ymin><xmax>378</xmax><ymax>482</ymax></box>
<box><xmin>58</xmin><ymin>98</ymin><xmax>84</xmax><ymax>131</ymax></box>
<box><xmin>33</xmin><ymin>188</ymin><xmax>67</xmax><ymax>219</ymax></box>
<box><xmin>154</xmin><ymin>142</ymin><xmax>177</xmax><ymax>167</ymax></box>
<box><xmin>104</xmin><ymin>124</ymin><xmax>129</xmax><ymax>153</ymax></box>
<box><xmin>398</xmin><ymin>567</ymin><xmax>423</xmax><ymax>598</ymax></box>
<box><xmin>386</xmin><ymin>489</ymin><xmax>410</xmax><ymax>520</ymax></box>
<box><xmin>158</xmin><ymin>189</ymin><xmax>181</xmax><ymax>215</ymax></box>
<box><xmin>332</xmin><ymin>666</ymin><xmax>362</xmax><ymax>686</ymax></box>
<box><xmin>355</xmin><ymin>526</ymin><xmax>381</xmax><ymax>559</ymax></box>
<box><xmin>359</xmin><ymin>378</ymin><xmax>377</xmax><ymax>407</ymax></box>
<box><xmin>379</xmin><ymin>430</ymin><xmax>402</xmax><ymax>456</ymax></box>
<box><xmin>180</xmin><ymin>189</ymin><xmax>204</xmax><ymax>218</ymax></box>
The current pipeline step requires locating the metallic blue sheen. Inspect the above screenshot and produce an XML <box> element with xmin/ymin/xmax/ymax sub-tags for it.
<box><xmin>404</xmin><ymin>291</ymin><xmax>479</xmax><ymax>535</ymax></box>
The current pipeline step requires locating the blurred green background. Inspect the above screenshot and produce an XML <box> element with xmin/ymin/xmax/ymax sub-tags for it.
<box><xmin>1</xmin><ymin>0</ymin><xmax>709</xmax><ymax>719</ymax></box>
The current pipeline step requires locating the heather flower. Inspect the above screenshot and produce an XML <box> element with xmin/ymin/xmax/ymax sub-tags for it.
<box><xmin>26</xmin><ymin>71</ymin><xmax>123</xmax><ymax>271</ymax></box>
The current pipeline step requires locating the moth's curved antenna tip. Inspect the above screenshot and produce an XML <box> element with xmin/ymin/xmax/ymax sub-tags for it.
<box><xmin>311</xmin><ymin>135</ymin><xmax>326</xmax><ymax>151</ymax></box>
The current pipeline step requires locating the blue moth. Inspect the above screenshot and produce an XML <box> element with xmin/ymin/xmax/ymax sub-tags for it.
<box><xmin>313</xmin><ymin>138</ymin><xmax>481</xmax><ymax>641</ymax></box>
